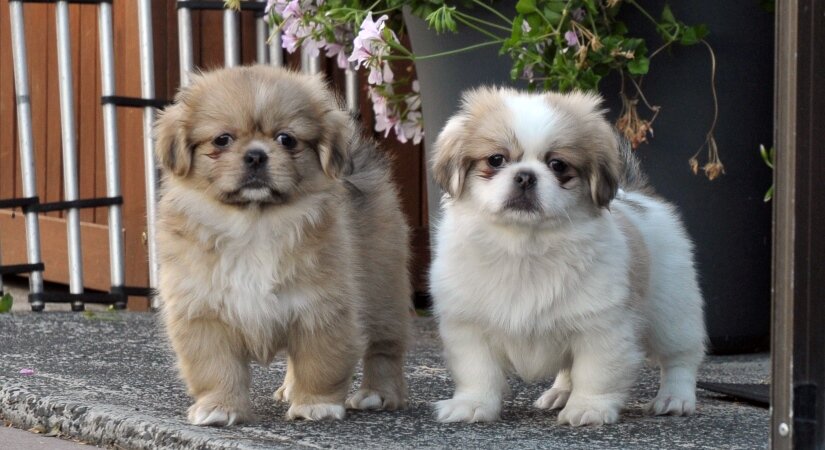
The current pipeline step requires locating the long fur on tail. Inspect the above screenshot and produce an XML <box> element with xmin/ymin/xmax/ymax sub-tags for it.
<box><xmin>617</xmin><ymin>134</ymin><xmax>651</xmax><ymax>193</ymax></box>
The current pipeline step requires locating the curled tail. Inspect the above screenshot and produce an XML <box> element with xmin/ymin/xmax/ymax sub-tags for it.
<box><xmin>617</xmin><ymin>134</ymin><xmax>651</xmax><ymax>193</ymax></box>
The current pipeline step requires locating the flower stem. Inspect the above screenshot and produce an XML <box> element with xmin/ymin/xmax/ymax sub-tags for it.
<box><xmin>455</xmin><ymin>11</ymin><xmax>512</xmax><ymax>32</ymax></box>
<box><xmin>470</xmin><ymin>0</ymin><xmax>513</xmax><ymax>25</ymax></box>
<box><xmin>408</xmin><ymin>40</ymin><xmax>503</xmax><ymax>61</ymax></box>
<box><xmin>455</xmin><ymin>15</ymin><xmax>506</xmax><ymax>40</ymax></box>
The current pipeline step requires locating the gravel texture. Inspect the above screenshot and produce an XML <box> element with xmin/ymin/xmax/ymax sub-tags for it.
<box><xmin>0</xmin><ymin>313</ymin><xmax>769</xmax><ymax>449</ymax></box>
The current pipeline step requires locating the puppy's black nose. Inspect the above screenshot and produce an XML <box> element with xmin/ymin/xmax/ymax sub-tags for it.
<box><xmin>514</xmin><ymin>171</ymin><xmax>537</xmax><ymax>190</ymax></box>
<box><xmin>243</xmin><ymin>149</ymin><xmax>268</xmax><ymax>169</ymax></box>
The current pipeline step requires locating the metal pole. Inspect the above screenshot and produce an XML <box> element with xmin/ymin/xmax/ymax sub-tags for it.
<box><xmin>178</xmin><ymin>6</ymin><xmax>194</xmax><ymax>86</ymax></box>
<box><xmin>55</xmin><ymin>0</ymin><xmax>85</xmax><ymax>311</ymax></box>
<box><xmin>269</xmin><ymin>30</ymin><xmax>283</xmax><ymax>67</ymax></box>
<box><xmin>302</xmin><ymin>50</ymin><xmax>321</xmax><ymax>74</ymax></box>
<box><xmin>255</xmin><ymin>0</ymin><xmax>268</xmax><ymax>64</ymax></box>
<box><xmin>9</xmin><ymin>0</ymin><xmax>45</xmax><ymax>311</ymax></box>
<box><xmin>98</xmin><ymin>1</ymin><xmax>126</xmax><ymax>309</ymax></box>
<box><xmin>345</xmin><ymin>63</ymin><xmax>359</xmax><ymax>116</ymax></box>
<box><xmin>223</xmin><ymin>8</ymin><xmax>240</xmax><ymax>67</ymax></box>
<box><xmin>138</xmin><ymin>0</ymin><xmax>160</xmax><ymax>309</ymax></box>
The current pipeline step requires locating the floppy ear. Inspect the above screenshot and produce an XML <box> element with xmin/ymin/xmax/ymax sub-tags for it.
<box><xmin>588</xmin><ymin>135</ymin><xmax>621</xmax><ymax>208</ymax></box>
<box><xmin>318</xmin><ymin>108</ymin><xmax>353</xmax><ymax>178</ymax></box>
<box><xmin>431</xmin><ymin>116</ymin><xmax>469</xmax><ymax>198</ymax></box>
<box><xmin>153</xmin><ymin>103</ymin><xmax>192</xmax><ymax>177</ymax></box>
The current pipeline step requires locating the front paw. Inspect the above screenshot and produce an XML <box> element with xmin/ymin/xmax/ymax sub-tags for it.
<box><xmin>434</xmin><ymin>397</ymin><xmax>500</xmax><ymax>423</ymax></box>
<box><xmin>558</xmin><ymin>397</ymin><xmax>620</xmax><ymax>426</ymax></box>
<box><xmin>534</xmin><ymin>387</ymin><xmax>571</xmax><ymax>410</ymax></box>
<box><xmin>346</xmin><ymin>388</ymin><xmax>406</xmax><ymax>411</ymax></box>
<box><xmin>188</xmin><ymin>400</ymin><xmax>250</xmax><ymax>426</ymax></box>
<box><xmin>287</xmin><ymin>403</ymin><xmax>346</xmax><ymax>421</ymax></box>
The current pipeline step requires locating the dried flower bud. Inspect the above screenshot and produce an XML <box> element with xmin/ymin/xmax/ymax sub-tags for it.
<box><xmin>689</xmin><ymin>157</ymin><xmax>699</xmax><ymax>175</ymax></box>
<box><xmin>703</xmin><ymin>162</ymin><xmax>725</xmax><ymax>180</ymax></box>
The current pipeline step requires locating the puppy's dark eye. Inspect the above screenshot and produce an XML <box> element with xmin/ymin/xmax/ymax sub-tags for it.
<box><xmin>275</xmin><ymin>133</ymin><xmax>297</xmax><ymax>150</ymax></box>
<box><xmin>212</xmin><ymin>133</ymin><xmax>234</xmax><ymax>148</ymax></box>
<box><xmin>487</xmin><ymin>154</ymin><xmax>506</xmax><ymax>168</ymax></box>
<box><xmin>548</xmin><ymin>159</ymin><xmax>568</xmax><ymax>173</ymax></box>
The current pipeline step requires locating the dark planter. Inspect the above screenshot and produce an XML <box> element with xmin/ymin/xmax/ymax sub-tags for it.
<box><xmin>405</xmin><ymin>2</ymin><xmax>774</xmax><ymax>354</ymax></box>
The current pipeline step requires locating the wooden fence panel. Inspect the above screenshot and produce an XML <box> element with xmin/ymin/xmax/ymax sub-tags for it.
<box><xmin>1</xmin><ymin>2</ymin><xmax>429</xmax><ymax>307</ymax></box>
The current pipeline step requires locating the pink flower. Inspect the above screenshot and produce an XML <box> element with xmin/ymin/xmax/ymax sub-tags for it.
<box><xmin>571</xmin><ymin>7</ymin><xmax>585</xmax><ymax>22</ymax></box>
<box><xmin>282</xmin><ymin>31</ymin><xmax>300</xmax><ymax>53</ymax></box>
<box><xmin>281</xmin><ymin>0</ymin><xmax>302</xmax><ymax>21</ymax></box>
<box><xmin>349</xmin><ymin>13</ymin><xmax>391</xmax><ymax>67</ymax></box>
<box><xmin>325</xmin><ymin>43</ymin><xmax>349</xmax><ymax>69</ymax></box>
<box><xmin>265</xmin><ymin>0</ymin><xmax>285</xmax><ymax>14</ymax></box>
<box><xmin>564</xmin><ymin>30</ymin><xmax>579</xmax><ymax>48</ymax></box>
<box><xmin>19</xmin><ymin>368</ymin><xmax>35</xmax><ymax>376</ymax></box>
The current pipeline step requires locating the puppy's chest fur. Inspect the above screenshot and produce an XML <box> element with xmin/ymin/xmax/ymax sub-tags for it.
<box><xmin>159</xmin><ymin>191</ymin><xmax>356</xmax><ymax>359</ymax></box>
<box><xmin>433</xmin><ymin>213</ymin><xmax>632</xmax><ymax>338</ymax></box>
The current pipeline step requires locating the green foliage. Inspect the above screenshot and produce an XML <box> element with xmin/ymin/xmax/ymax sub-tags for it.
<box><xmin>0</xmin><ymin>292</ymin><xmax>12</xmax><ymax>313</ymax></box>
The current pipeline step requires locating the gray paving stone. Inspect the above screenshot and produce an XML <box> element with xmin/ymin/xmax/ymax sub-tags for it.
<box><xmin>0</xmin><ymin>313</ymin><xmax>769</xmax><ymax>449</ymax></box>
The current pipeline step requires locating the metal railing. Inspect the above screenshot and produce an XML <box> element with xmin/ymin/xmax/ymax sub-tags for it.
<box><xmin>1</xmin><ymin>0</ymin><xmax>361</xmax><ymax>311</ymax></box>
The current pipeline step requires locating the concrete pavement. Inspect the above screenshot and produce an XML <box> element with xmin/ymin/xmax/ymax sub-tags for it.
<box><xmin>0</xmin><ymin>312</ymin><xmax>769</xmax><ymax>449</ymax></box>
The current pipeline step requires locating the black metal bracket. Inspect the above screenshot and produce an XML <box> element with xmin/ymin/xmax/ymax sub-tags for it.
<box><xmin>0</xmin><ymin>263</ymin><xmax>45</xmax><ymax>276</ymax></box>
<box><xmin>101</xmin><ymin>96</ymin><xmax>171</xmax><ymax>109</ymax></box>
<box><xmin>0</xmin><ymin>196</ymin><xmax>39</xmax><ymax>209</ymax></box>
<box><xmin>0</xmin><ymin>195</ymin><xmax>122</xmax><ymax>213</ymax></box>
<box><xmin>10</xmin><ymin>0</ymin><xmax>113</xmax><ymax>4</ymax></box>
<box><xmin>177</xmin><ymin>1</ymin><xmax>267</xmax><ymax>16</ymax></box>
<box><xmin>28</xmin><ymin>196</ymin><xmax>122</xmax><ymax>213</ymax></box>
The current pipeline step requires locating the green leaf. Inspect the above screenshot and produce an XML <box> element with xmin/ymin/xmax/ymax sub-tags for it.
<box><xmin>223</xmin><ymin>0</ymin><xmax>241</xmax><ymax>11</ymax></box>
<box><xmin>425</xmin><ymin>6</ymin><xmax>458</xmax><ymax>33</ymax></box>
<box><xmin>627</xmin><ymin>57</ymin><xmax>650</xmax><ymax>75</ymax></box>
<box><xmin>0</xmin><ymin>292</ymin><xmax>12</xmax><ymax>313</ymax></box>
<box><xmin>680</xmin><ymin>25</ymin><xmax>708</xmax><ymax>45</ymax></box>
<box><xmin>764</xmin><ymin>185</ymin><xmax>774</xmax><ymax>202</ymax></box>
<box><xmin>660</xmin><ymin>4</ymin><xmax>676</xmax><ymax>24</ymax></box>
<box><xmin>516</xmin><ymin>0</ymin><xmax>537</xmax><ymax>14</ymax></box>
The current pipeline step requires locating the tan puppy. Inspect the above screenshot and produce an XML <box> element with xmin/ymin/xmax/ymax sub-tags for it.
<box><xmin>154</xmin><ymin>66</ymin><xmax>411</xmax><ymax>425</ymax></box>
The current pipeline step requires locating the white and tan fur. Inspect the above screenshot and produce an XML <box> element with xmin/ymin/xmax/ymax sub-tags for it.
<box><xmin>429</xmin><ymin>87</ymin><xmax>706</xmax><ymax>426</ymax></box>
<box><xmin>154</xmin><ymin>66</ymin><xmax>410</xmax><ymax>425</ymax></box>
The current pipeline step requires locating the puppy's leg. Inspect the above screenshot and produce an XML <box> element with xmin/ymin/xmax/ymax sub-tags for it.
<box><xmin>645</xmin><ymin>249</ymin><xmax>705</xmax><ymax>416</ymax></box>
<box><xmin>535</xmin><ymin>368</ymin><xmax>572</xmax><ymax>410</ymax></box>
<box><xmin>285</xmin><ymin>318</ymin><xmax>360</xmax><ymax>421</ymax></box>
<box><xmin>559</xmin><ymin>323</ymin><xmax>643</xmax><ymax>426</ymax></box>
<box><xmin>434</xmin><ymin>322</ymin><xmax>506</xmax><ymax>423</ymax></box>
<box><xmin>346</xmin><ymin>337</ymin><xmax>408</xmax><ymax>410</ymax></box>
<box><xmin>168</xmin><ymin>318</ymin><xmax>252</xmax><ymax>426</ymax></box>
<box><xmin>646</xmin><ymin>294</ymin><xmax>705</xmax><ymax>416</ymax></box>
<box><xmin>273</xmin><ymin>357</ymin><xmax>295</xmax><ymax>403</ymax></box>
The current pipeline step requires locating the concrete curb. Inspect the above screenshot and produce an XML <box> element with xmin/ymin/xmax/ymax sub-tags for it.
<box><xmin>0</xmin><ymin>384</ymin><xmax>270</xmax><ymax>449</ymax></box>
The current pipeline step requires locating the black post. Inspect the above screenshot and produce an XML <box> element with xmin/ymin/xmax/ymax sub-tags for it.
<box><xmin>771</xmin><ymin>0</ymin><xmax>825</xmax><ymax>448</ymax></box>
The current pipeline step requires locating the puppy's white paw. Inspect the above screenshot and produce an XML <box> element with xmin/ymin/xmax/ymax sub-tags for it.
<box><xmin>434</xmin><ymin>397</ymin><xmax>500</xmax><ymax>423</ymax></box>
<box><xmin>647</xmin><ymin>393</ymin><xmax>696</xmax><ymax>416</ymax></box>
<box><xmin>534</xmin><ymin>388</ymin><xmax>571</xmax><ymax>410</ymax></box>
<box><xmin>274</xmin><ymin>382</ymin><xmax>292</xmax><ymax>403</ymax></box>
<box><xmin>188</xmin><ymin>401</ymin><xmax>248</xmax><ymax>427</ymax></box>
<box><xmin>558</xmin><ymin>398</ymin><xmax>620</xmax><ymax>426</ymax></box>
<box><xmin>287</xmin><ymin>403</ymin><xmax>346</xmax><ymax>421</ymax></box>
<box><xmin>346</xmin><ymin>389</ymin><xmax>406</xmax><ymax>411</ymax></box>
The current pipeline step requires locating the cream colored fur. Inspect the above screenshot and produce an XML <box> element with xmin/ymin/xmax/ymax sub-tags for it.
<box><xmin>430</xmin><ymin>87</ymin><xmax>706</xmax><ymax>426</ymax></box>
<box><xmin>154</xmin><ymin>66</ymin><xmax>411</xmax><ymax>425</ymax></box>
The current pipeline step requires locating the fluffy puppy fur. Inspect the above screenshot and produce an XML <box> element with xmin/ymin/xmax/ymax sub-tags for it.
<box><xmin>429</xmin><ymin>87</ymin><xmax>706</xmax><ymax>426</ymax></box>
<box><xmin>154</xmin><ymin>66</ymin><xmax>411</xmax><ymax>425</ymax></box>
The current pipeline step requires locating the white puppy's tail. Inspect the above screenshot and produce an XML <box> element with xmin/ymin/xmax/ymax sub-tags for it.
<box><xmin>617</xmin><ymin>134</ymin><xmax>651</xmax><ymax>193</ymax></box>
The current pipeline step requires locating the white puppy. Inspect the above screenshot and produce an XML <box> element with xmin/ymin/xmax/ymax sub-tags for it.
<box><xmin>429</xmin><ymin>87</ymin><xmax>706</xmax><ymax>426</ymax></box>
